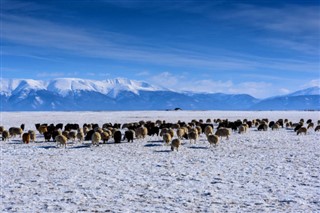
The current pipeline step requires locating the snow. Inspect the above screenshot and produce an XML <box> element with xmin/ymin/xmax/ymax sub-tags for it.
<box><xmin>1</xmin><ymin>111</ymin><xmax>320</xmax><ymax>212</ymax></box>
<box><xmin>2</xmin><ymin>78</ymin><xmax>165</xmax><ymax>98</ymax></box>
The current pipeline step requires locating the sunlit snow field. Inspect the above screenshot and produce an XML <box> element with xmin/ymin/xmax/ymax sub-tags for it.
<box><xmin>1</xmin><ymin>111</ymin><xmax>320</xmax><ymax>212</ymax></box>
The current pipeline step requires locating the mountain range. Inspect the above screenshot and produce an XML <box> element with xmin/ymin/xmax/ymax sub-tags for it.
<box><xmin>1</xmin><ymin>78</ymin><xmax>319</xmax><ymax>111</ymax></box>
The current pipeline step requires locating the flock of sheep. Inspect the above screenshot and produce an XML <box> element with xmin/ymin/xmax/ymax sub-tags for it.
<box><xmin>1</xmin><ymin>117</ymin><xmax>319</xmax><ymax>151</ymax></box>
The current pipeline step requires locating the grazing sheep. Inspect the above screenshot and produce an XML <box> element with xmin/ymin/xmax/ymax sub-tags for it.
<box><xmin>171</xmin><ymin>138</ymin><xmax>181</xmax><ymax>151</ymax></box>
<box><xmin>258</xmin><ymin>124</ymin><xmax>268</xmax><ymax>131</ymax></box>
<box><xmin>101</xmin><ymin>132</ymin><xmax>110</xmax><ymax>143</ymax></box>
<box><xmin>114</xmin><ymin>130</ymin><xmax>122</xmax><ymax>143</ymax></box>
<box><xmin>163</xmin><ymin>133</ymin><xmax>172</xmax><ymax>145</ymax></box>
<box><xmin>68</xmin><ymin>131</ymin><xmax>77</xmax><ymax>141</ymax></box>
<box><xmin>315</xmin><ymin>125</ymin><xmax>320</xmax><ymax>132</ymax></box>
<box><xmin>55</xmin><ymin>135</ymin><xmax>68</xmax><ymax>148</ymax></box>
<box><xmin>2</xmin><ymin>130</ymin><xmax>10</xmax><ymax>141</ymax></box>
<box><xmin>9</xmin><ymin>127</ymin><xmax>23</xmax><ymax>138</ymax></box>
<box><xmin>307</xmin><ymin>123</ymin><xmax>314</xmax><ymax>129</ymax></box>
<box><xmin>123</xmin><ymin>130</ymin><xmax>135</xmax><ymax>143</ymax></box>
<box><xmin>207</xmin><ymin>134</ymin><xmax>219</xmax><ymax>147</ymax></box>
<box><xmin>22</xmin><ymin>133</ymin><xmax>30</xmax><ymax>144</ymax></box>
<box><xmin>28</xmin><ymin>130</ymin><xmax>36</xmax><ymax>142</ymax></box>
<box><xmin>238</xmin><ymin>125</ymin><xmax>247</xmax><ymax>134</ymax></box>
<box><xmin>272</xmin><ymin>123</ymin><xmax>280</xmax><ymax>131</ymax></box>
<box><xmin>188</xmin><ymin>130</ymin><xmax>198</xmax><ymax>144</ymax></box>
<box><xmin>204</xmin><ymin>125</ymin><xmax>213</xmax><ymax>137</ymax></box>
<box><xmin>297</xmin><ymin>127</ymin><xmax>307</xmax><ymax>135</ymax></box>
<box><xmin>215</xmin><ymin>128</ymin><xmax>231</xmax><ymax>139</ymax></box>
<box><xmin>91</xmin><ymin>132</ymin><xmax>101</xmax><ymax>146</ymax></box>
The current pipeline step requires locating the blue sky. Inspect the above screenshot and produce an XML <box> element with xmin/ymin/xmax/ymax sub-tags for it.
<box><xmin>1</xmin><ymin>0</ymin><xmax>319</xmax><ymax>98</ymax></box>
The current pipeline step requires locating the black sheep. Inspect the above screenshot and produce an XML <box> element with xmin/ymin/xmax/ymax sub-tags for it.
<box><xmin>114</xmin><ymin>130</ymin><xmax>122</xmax><ymax>143</ymax></box>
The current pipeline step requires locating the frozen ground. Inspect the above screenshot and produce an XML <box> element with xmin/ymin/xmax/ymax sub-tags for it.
<box><xmin>1</xmin><ymin>111</ymin><xmax>320</xmax><ymax>212</ymax></box>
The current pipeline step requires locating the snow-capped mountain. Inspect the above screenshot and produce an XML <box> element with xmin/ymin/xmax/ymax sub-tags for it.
<box><xmin>250</xmin><ymin>86</ymin><xmax>320</xmax><ymax>110</ymax></box>
<box><xmin>1</xmin><ymin>78</ymin><xmax>319</xmax><ymax>111</ymax></box>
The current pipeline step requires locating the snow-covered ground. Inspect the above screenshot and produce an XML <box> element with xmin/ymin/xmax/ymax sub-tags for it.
<box><xmin>1</xmin><ymin>111</ymin><xmax>320</xmax><ymax>212</ymax></box>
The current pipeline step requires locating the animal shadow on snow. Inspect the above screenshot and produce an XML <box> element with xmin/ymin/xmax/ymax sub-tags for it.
<box><xmin>154</xmin><ymin>150</ymin><xmax>172</xmax><ymax>153</ymax></box>
<box><xmin>188</xmin><ymin>146</ymin><xmax>209</xmax><ymax>150</ymax></box>
<box><xmin>144</xmin><ymin>143</ymin><xmax>163</xmax><ymax>147</ymax></box>
<box><xmin>37</xmin><ymin>145</ymin><xmax>57</xmax><ymax>149</ymax></box>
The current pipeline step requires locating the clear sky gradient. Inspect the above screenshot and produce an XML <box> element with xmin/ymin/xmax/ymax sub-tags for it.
<box><xmin>1</xmin><ymin>0</ymin><xmax>319</xmax><ymax>98</ymax></box>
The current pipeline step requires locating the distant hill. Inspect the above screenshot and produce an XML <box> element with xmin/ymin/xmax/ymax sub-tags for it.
<box><xmin>1</xmin><ymin>78</ymin><xmax>319</xmax><ymax>111</ymax></box>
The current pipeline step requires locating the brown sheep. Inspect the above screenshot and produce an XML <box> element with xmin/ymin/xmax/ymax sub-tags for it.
<box><xmin>101</xmin><ymin>132</ymin><xmax>110</xmax><ymax>143</ymax></box>
<box><xmin>176</xmin><ymin>128</ymin><xmax>185</xmax><ymax>139</ymax></box>
<box><xmin>22</xmin><ymin>133</ymin><xmax>31</xmax><ymax>144</ymax></box>
<box><xmin>238</xmin><ymin>125</ymin><xmax>247</xmax><ymax>134</ymax></box>
<box><xmin>188</xmin><ymin>130</ymin><xmax>198</xmax><ymax>144</ymax></box>
<box><xmin>76</xmin><ymin>131</ymin><xmax>85</xmax><ymax>143</ymax></box>
<box><xmin>315</xmin><ymin>125</ymin><xmax>320</xmax><ymax>132</ymax></box>
<box><xmin>215</xmin><ymin>128</ymin><xmax>231</xmax><ymax>139</ymax></box>
<box><xmin>307</xmin><ymin>123</ymin><xmax>314</xmax><ymax>129</ymax></box>
<box><xmin>272</xmin><ymin>123</ymin><xmax>280</xmax><ymax>131</ymax></box>
<box><xmin>171</xmin><ymin>138</ymin><xmax>181</xmax><ymax>151</ymax></box>
<box><xmin>204</xmin><ymin>125</ymin><xmax>213</xmax><ymax>137</ymax></box>
<box><xmin>38</xmin><ymin>125</ymin><xmax>48</xmax><ymax>134</ymax></box>
<box><xmin>0</xmin><ymin>126</ymin><xmax>4</xmax><ymax>134</ymax></box>
<box><xmin>207</xmin><ymin>134</ymin><xmax>219</xmax><ymax>147</ymax></box>
<box><xmin>135</xmin><ymin>126</ymin><xmax>148</xmax><ymax>139</ymax></box>
<box><xmin>297</xmin><ymin>127</ymin><xmax>307</xmax><ymax>135</ymax></box>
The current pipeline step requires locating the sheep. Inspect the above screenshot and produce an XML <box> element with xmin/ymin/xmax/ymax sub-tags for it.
<box><xmin>28</xmin><ymin>130</ymin><xmax>36</xmax><ymax>142</ymax></box>
<box><xmin>307</xmin><ymin>123</ymin><xmax>314</xmax><ymax>129</ymax></box>
<box><xmin>297</xmin><ymin>127</ymin><xmax>307</xmax><ymax>135</ymax></box>
<box><xmin>68</xmin><ymin>131</ymin><xmax>77</xmax><ymax>141</ymax></box>
<box><xmin>0</xmin><ymin>126</ymin><xmax>4</xmax><ymax>134</ymax></box>
<box><xmin>38</xmin><ymin>125</ymin><xmax>48</xmax><ymax>134</ymax></box>
<box><xmin>163</xmin><ymin>133</ymin><xmax>172</xmax><ymax>145</ymax></box>
<box><xmin>215</xmin><ymin>128</ymin><xmax>231</xmax><ymax>139</ymax></box>
<box><xmin>114</xmin><ymin>130</ymin><xmax>122</xmax><ymax>143</ymax></box>
<box><xmin>135</xmin><ymin>126</ymin><xmax>148</xmax><ymax>139</ymax></box>
<box><xmin>9</xmin><ymin>127</ymin><xmax>23</xmax><ymax>138</ymax></box>
<box><xmin>171</xmin><ymin>138</ymin><xmax>181</xmax><ymax>151</ymax></box>
<box><xmin>238</xmin><ymin>125</ymin><xmax>247</xmax><ymax>134</ymax></box>
<box><xmin>22</xmin><ymin>133</ymin><xmax>30</xmax><ymax>144</ymax></box>
<box><xmin>207</xmin><ymin>134</ymin><xmax>219</xmax><ymax>147</ymax></box>
<box><xmin>315</xmin><ymin>125</ymin><xmax>320</xmax><ymax>132</ymax></box>
<box><xmin>272</xmin><ymin>123</ymin><xmax>280</xmax><ymax>131</ymax></box>
<box><xmin>2</xmin><ymin>130</ymin><xmax>10</xmax><ymax>141</ymax></box>
<box><xmin>76</xmin><ymin>131</ymin><xmax>85</xmax><ymax>143</ymax></box>
<box><xmin>55</xmin><ymin>135</ymin><xmax>68</xmax><ymax>148</ymax></box>
<box><xmin>91</xmin><ymin>132</ymin><xmax>101</xmax><ymax>146</ymax></box>
<box><xmin>160</xmin><ymin>128</ymin><xmax>168</xmax><ymax>137</ymax></box>
<box><xmin>123</xmin><ymin>130</ymin><xmax>135</xmax><ymax>143</ymax></box>
<box><xmin>176</xmin><ymin>128</ymin><xmax>186</xmax><ymax>139</ymax></box>
<box><xmin>258</xmin><ymin>124</ymin><xmax>268</xmax><ymax>131</ymax></box>
<box><xmin>44</xmin><ymin>132</ymin><xmax>52</xmax><ymax>141</ymax></box>
<box><xmin>168</xmin><ymin>128</ymin><xmax>175</xmax><ymax>138</ymax></box>
<box><xmin>101</xmin><ymin>131</ymin><xmax>110</xmax><ymax>143</ymax></box>
<box><xmin>188</xmin><ymin>130</ymin><xmax>198</xmax><ymax>144</ymax></box>
<box><xmin>204</xmin><ymin>125</ymin><xmax>213</xmax><ymax>137</ymax></box>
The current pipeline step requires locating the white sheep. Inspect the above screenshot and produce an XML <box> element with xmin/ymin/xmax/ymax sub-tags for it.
<box><xmin>163</xmin><ymin>133</ymin><xmax>172</xmax><ymax>145</ymax></box>
<box><xmin>176</xmin><ymin>128</ymin><xmax>185</xmax><ymax>139</ymax></box>
<box><xmin>91</xmin><ymin>132</ymin><xmax>101</xmax><ymax>146</ymax></box>
<box><xmin>135</xmin><ymin>126</ymin><xmax>148</xmax><ymax>139</ymax></box>
<box><xmin>55</xmin><ymin>135</ymin><xmax>68</xmax><ymax>148</ymax></box>
<box><xmin>76</xmin><ymin>131</ymin><xmax>85</xmax><ymax>143</ymax></box>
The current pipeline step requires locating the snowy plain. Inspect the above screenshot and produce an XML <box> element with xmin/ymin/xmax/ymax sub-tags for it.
<box><xmin>1</xmin><ymin>110</ymin><xmax>320</xmax><ymax>212</ymax></box>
